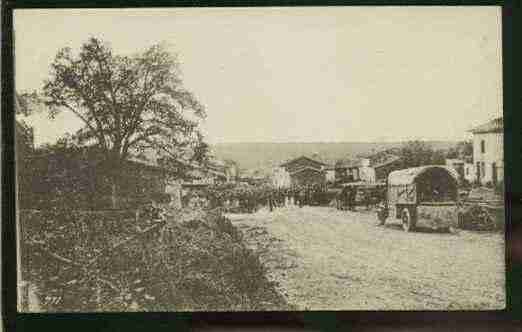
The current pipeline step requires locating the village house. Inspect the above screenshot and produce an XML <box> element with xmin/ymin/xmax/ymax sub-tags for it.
<box><xmin>239</xmin><ymin>168</ymin><xmax>270</xmax><ymax>186</ymax></box>
<box><xmin>325</xmin><ymin>166</ymin><xmax>336</xmax><ymax>183</ymax></box>
<box><xmin>334</xmin><ymin>154</ymin><xmax>402</xmax><ymax>184</ymax></box>
<box><xmin>223</xmin><ymin>161</ymin><xmax>240</xmax><ymax>182</ymax></box>
<box><xmin>469</xmin><ymin>117</ymin><xmax>503</xmax><ymax>186</ymax></box>
<box><xmin>371</xmin><ymin>155</ymin><xmax>403</xmax><ymax>182</ymax></box>
<box><xmin>274</xmin><ymin>156</ymin><xmax>329</xmax><ymax>187</ymax></box>
<box><xmin>445</xmin><ymin>158</ymin><xmax>465</xmax><ymax>182</ymax></box>
<box><xmin>445</xmin><ymin>156</ymin><xmax>474</xmax><ymax>184</ymax></box>
<box><xmin>464</xmin><ymin>161</ymin><xmax>476</xmax><ymax>184</ymax></box>
<box><xmin>334</xmin><ymin>158</ymin><xmax>376</xmax><ymax>184</ymax></box>
<box><xmin>272</xmin><ymin>166</ymin><xmax>292</xmax><ymax>188</ymax></box>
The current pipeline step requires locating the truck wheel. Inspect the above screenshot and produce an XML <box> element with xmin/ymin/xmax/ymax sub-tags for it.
<box><xmin>401</xmin><ymin>208</ymin><xmax>415</xmax><ymax>232</ymax></box>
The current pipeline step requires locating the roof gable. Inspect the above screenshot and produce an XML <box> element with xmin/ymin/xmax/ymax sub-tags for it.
<box><xmin>372</xmin><ymin>155</ymin><xmax>402</xmax><ymax>169</ymax></box>
<box><xmin>280</xmin><ymin>156</ymin><xmax>327</xmax><ymax>170</ymax></box>
<box><xmin>289</xmin><ymin>166</ymin><xmax>326</xmax><ymax>175</ymax></box>
<box><xmin>335</xmin><ymin>158</ymin><xmax>362</xmax><ymax>169</ymax></box>
<box><xmin>470</xmin><ymin>117</ymin><xmax>503</xmax><ymax>134</ymax></box>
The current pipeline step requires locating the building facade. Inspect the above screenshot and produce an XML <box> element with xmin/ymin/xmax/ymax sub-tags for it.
<box><xmin>464</xmin><ymin>163</ymin><xmax>476</xmax><ymax>183</ymax></box>
<box><xmin>325</xmin><ymin>167</ymin><xmax>336</xmax><ymax>183</ymax></box>
<box><xmin>371</xmin><ymin>155</ymin><xmax>403</xmax><ymax>182</ymax></box>
<box><xmin>272</xmin><ymin>166</ymin><xmax>292</xmax><ymax>188</ymax></box>
<box><xmin>470</xmin><ymin>117</ymin><xmax>503</xmax><ymax>185</ymax></box>
<box><xmin>277</xmin><ymin>156</ymin><xmax>328</xmax><ymax>187</ymax></box>
<box><xmin>445</xmin><ymin>159</ymin><xmax>465</xmax><ymax>182</ymax></box>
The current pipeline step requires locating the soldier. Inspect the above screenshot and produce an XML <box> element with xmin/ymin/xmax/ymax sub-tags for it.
<box><xmin>343</xmin><ymin>186</ymin><xmax>350</xmax><ymax>211</ymax></box>
<box><xmin>268</xmin><ymin>189</ymin><xmax>275</xmax><ymax>212</ymax></box>
<box><xmin>298</xmin><ymin>186</ymin><xmax>305</xmax><ymax>208</ymax></box>
<box><xmin>279</xmin><ymin>189</ymin><xmax>285</xmax><ymax>207</ymax></box>
<box><xmin>304</xmin><ymin>185</ymin><xmax>310</xmax><ymax>206</ymax></box>
<box><xmin>293</xmin><ymin>186</ymin><xmax>299</xmax><ymax>206</ymax></box>
<box><xmin>348</xmin><ymin>186</ymin><xmax>357</xmax><ymax>211</ymax></box>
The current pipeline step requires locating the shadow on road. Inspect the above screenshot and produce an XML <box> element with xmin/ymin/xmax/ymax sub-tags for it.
<box><xmin>381</xmin><ymin>222</ymin><xmax>454</xmax><ymax>235</ymax></box>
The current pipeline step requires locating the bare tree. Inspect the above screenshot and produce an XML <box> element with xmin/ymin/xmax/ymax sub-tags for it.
<box><xmin>41</xmin><ymin>37</ymin><xmax>207</xmax><ymax>207</ymax></box>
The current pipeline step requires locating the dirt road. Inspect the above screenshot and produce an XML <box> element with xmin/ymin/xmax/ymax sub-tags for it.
<box><xmin>228</xmin><ymin>205</ymin><xmax>505</xmax><ymax>310</ymax></box>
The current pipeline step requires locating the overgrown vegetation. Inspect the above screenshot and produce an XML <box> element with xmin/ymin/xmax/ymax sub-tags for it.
<box><xmin>21</xmin><ymin>207</ymin><xmax>290</xmax><ymax>311</ymax></box>
<box><xmin>20</xmin><ymin>38</ymin><xmax>210</xmax><ymax>209</ymax></box>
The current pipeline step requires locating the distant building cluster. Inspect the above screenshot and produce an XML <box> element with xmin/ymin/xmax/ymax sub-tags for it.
<box><xmin>271</xmin><ymin>153</ymin><xmax>404</xmax><ymax>188</ymax></box>
<box><xmin>269</xmin><ymin>117</ymin><xmax>504</xmax><ymax>189</ymax></box>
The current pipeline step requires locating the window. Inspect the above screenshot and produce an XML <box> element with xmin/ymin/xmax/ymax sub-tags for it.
<box><xmin>481</xmin><ymin>162</ymin><xmax>485</xmax><ymax>178</ymax></box>
<box><xmin>481</xmin><ymin>140</ymin><xmax>485</xmax><ymax>153</ymax></box>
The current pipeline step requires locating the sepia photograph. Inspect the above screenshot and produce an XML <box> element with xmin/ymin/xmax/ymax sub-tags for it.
<box><xmin>14</xmin><ymin>7</ymin><xmax>505</xmax><ymax>312</ymax></box>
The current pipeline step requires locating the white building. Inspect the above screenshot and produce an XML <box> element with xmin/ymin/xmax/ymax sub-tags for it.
<box><xmin>464</xmin><ymin>163</ymin><xmax>476</xmax><ymax>183</ymax></box>
<box><xmin>334</xmin><ymin>157</ymin><xmax>376</xmax><ymax>184</ymax></box>
<box><xmin>445</xmin><ymin>159</ymin><xmax>465</xmax><ymax>180</ymax></box>
<box><xmin>470</xmin><ymin>117</ymin><xmax>503</xmax><ymax>185</ymax></box>
<box><xmin>272</xmin><ymin>166</ymin><xmax>291</xmax><ymax>188</ymax></box>
<box><xmin>358</xmin><ymin>158</ymin><xmax>377</xmax><ymax>183</ymax></box>
<box><xmin>325</xmin><ymin>167</ymin><xmax>336</xmax><ymax>183</ymax></box>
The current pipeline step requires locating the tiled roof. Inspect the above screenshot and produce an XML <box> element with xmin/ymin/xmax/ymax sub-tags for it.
<box><xmin>335</xmin><ymin>158</ymin><xmax>362</xmax><ymax>169</ymax></box>
<box><xmin>470</xmin><ymin>117</ymin><xmax>503</xmax><ymax>134</ymax></box>
<box><xmin>371</xmin><ymin>155</ymin><xmax>402</xmax><ymax>169</ymax></box>
<box><xmin>280</xmin><ymin>156</ymin><xmax>328</xmax><ymax>168</ymax></box>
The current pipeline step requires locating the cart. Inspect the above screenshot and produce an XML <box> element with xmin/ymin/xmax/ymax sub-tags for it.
<box><xmin>336</xmin><ymin>182</ymin><xmax>386</xmax><ymax>211</ymax></box>
<box><xmin>377</xmin><ymin>166</ymin><xmax>459</xmax><ymax>232</ymax></box>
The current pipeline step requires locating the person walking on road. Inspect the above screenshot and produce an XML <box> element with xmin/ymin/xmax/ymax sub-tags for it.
<box><xmin>348</xmin><ymin>186</ymin><xmax>357</xmax><ymax>211</ymax></box>
<box><xmin>268</xmin><ymin>190</ymin><xmax>275</xmax><ymax>212</ymax></box>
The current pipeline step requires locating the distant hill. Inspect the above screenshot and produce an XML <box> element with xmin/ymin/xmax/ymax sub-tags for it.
<box><xmin>210</xmin><ymin>141</ymin><xmax>459</xmax><ymax>172</ymax></box>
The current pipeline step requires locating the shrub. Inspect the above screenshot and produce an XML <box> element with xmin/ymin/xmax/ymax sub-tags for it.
<box><xmin>20</xmin><ymin>207</ymin><xmax>289</xmax><ymax>312</ymax></box>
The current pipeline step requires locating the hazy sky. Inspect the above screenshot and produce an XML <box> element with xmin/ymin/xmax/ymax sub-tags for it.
<box><xmin>14</xmin><ymin>7</ymin><xmax>502</xmax><ymax>146</ymax></box>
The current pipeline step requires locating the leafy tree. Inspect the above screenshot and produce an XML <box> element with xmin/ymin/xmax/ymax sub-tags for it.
<box><xmin>40</xmin><ymin>38</ymin><xmax>207</xmax><ymax>207</ymax></box>
<box><xmin>16</xmin><ymin>91</ymin><xmax>42</xmax><ymax>116</ymax></box>
<box><xmin>16</xmin><ymin>93</ymin><xmax>37</xmax><ymax>209</ymax></box>
<box><xmin>399</xmin><ymin>141</ymin><xmax>445</xmax><ymax>168</ymax></box>
<box><xmin>15</xmin><ymin>93</ymin><xmax>37</xmax><ymax>152</ymax></box>
<box><xmin>446</xmin><ymin>140</ymin><xmax>473</xmax><ymax>159</ymax></box>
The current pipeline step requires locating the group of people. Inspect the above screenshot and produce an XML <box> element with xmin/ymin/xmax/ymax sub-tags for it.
<box><xmin>183</xmin><ymin>182</ymin><xmax>386</xmax><ymax>214</ymax></box>
<box><xmin>204</xmin><ymin>187</ymin><xmax>263</xmax><ymax>213</ymax></box>
<box><xmin>266</xmin><ymin>184</ymin><xmax>329</xmax><ymax>211</ymax></box>
<box><xmin>337</xmin><ymin>186</ymin><xmax>358</xmax><ymax>211</ymax></box>
<box><xmin>195</xmin><ymin>183</ymin><xmax>331</xmax><ymax>213</ymax></box>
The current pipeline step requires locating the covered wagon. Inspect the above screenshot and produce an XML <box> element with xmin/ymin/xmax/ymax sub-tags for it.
<box><xmin>377</xmin><ymin>165</ymin><xmax>459</xmax><ymax>232</ymax></box>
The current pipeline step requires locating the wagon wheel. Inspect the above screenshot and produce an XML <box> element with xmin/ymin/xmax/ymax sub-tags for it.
<box><xmin>401</xmin><ymin>208</ymin><xmax>416</xmax><ymax>232</ymax></box>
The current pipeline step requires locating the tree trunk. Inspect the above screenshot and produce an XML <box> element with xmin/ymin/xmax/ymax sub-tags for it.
<box><xmin>107</xmin><ymin>152</ymin><xmax>122</xmax><ymax>210</ymax></box>
<box><xmin>111</xmin><ymin>181</ymin><xmax>118</xmax><ymax>209</ymax></box>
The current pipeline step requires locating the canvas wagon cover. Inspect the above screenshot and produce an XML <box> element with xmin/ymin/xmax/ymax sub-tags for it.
<box><xmin>387</xmin><ymin>166</ymin><xmax>459</xmax><ymax>186</ymax></box>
